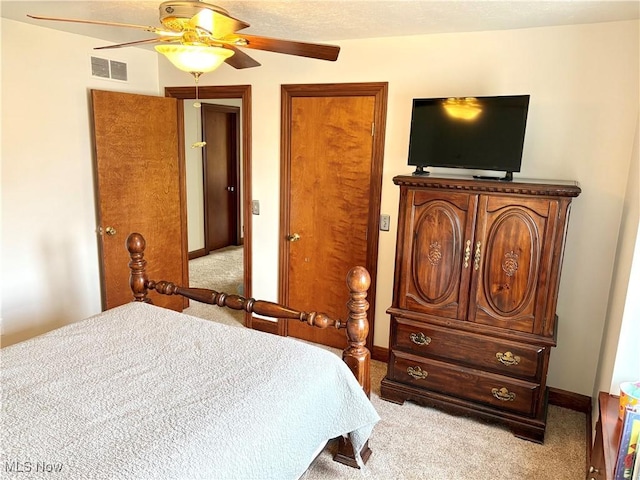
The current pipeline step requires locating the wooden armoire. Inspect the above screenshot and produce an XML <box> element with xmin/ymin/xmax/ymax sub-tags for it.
<box><xmin>380</xmin><ymin>174</ymin><xmax>581</xmax><ymax>442</ymax></box>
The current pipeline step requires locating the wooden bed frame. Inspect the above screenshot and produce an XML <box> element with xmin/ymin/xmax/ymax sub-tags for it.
<box><xmin>126</xmin><ymin>232</ymin><xmax>373</xmax><ymax>467</ymax></box>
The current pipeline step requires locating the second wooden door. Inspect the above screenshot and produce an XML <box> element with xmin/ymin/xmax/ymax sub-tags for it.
<box><xmin>280</xmin><ymin>83</ymin><xmax>387</xmax><ymax>350</ymax></box>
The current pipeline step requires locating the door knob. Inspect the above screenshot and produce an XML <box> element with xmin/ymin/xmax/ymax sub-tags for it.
<box><xmin>287</xmin><ymin>233</ymin><xmax>300</xmax><ymax>242</ymax></box>
<box><xmin>105</xmin><ymin>226</ymin><xmax>117</xmax><ymax>236</ymax></box>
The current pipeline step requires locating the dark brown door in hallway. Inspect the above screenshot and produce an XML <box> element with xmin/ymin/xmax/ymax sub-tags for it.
<box><xmin>202</xmin><ymin>103</ymin><xmax>240</xmax><ymax>252</ymax></box>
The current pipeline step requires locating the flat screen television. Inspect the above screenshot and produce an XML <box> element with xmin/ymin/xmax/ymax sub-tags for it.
<box><xmin>407</xmin><ymin>94</ymin><xmax>530</xmax><ymax>181</ymax></box>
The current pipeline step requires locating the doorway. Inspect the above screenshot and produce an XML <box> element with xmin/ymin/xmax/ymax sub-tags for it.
<box><xmin>164</xmin><ymin>85</ymin><xmax>254</xmax><ymax>327</ymax></box>
<box><xmin>279</xmin><ymin>82</ymin><xmax>388</xmax><ymax>350</ymax></box>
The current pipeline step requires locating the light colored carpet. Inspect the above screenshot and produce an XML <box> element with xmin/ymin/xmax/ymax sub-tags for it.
<box><xmin>185</xmin><ymin>246</ymin><xmax>245</xmax><ymax>327</ymax></box>
<box><xmin>302</xmin><ymin>362</ymin><xmax>586</xmax><ymax>480</ymax></box>
<box><xmin>184</xmin><ymin>249</ymin><xmax>587</xmax><ymax>480</ymax></box>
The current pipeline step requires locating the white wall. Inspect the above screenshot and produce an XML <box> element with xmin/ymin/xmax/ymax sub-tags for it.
<box><xmin>184</xmin><ymin>100</ymin><xmax>206</xmax><ymax>252</ymax></box>
<box><xmin>160</xmin><ymin>20</ymin><xmax>639</xmax><ymax>396</ymax></box>
<box><xmin>595</xmin><ymin>114</ymin><xmax>640</xmax><ymax>398</ymax></box>
<box><xmin>1</xmin><ymin>19</ymin><xmax>160</xmax><ymax>345</ymax></box>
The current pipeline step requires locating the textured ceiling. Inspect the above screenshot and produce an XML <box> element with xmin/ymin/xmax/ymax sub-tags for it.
<box><xmin>2</xmin><ymin>0</ymin><xmax>639</xmax><ymax>47</ymax></box>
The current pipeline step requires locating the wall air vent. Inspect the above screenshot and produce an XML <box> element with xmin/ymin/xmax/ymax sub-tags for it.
<box><xmin>91</xmin><ymin>57</ymin><xmax>128</xmax><ymax>82</ymax></box>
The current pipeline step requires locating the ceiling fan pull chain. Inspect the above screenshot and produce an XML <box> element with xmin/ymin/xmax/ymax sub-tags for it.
<box><xmin>191</xmin><ymin>72</ymin><xmax>207</xmax><ymax>149</ymax></box>
<box><xmin>192</xmin><ymin>71</ymin><xmax>201</xmax><ymax>105</ymax></box>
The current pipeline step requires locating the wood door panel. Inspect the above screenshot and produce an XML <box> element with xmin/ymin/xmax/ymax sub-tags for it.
<box><xmin>203</xmin><ymin>105</ymin><xmax>237</xmax><ymax>251</ymax></box>
<box><xmin>400</xmin><ymin>190</ymin><xmax>477</xmax><ymax>320</ymax></box>
<box><xmin>286</xmin><ymin>95</ymin><xmax>375</xmax><ymax>348</ymax></box>
<box><xmin>92</xmin><ymin>90</ymin><xmax>184</xmax><ymax>311</ymax></box>
<box><xmin>470</xmin><ymin>196</ymin><xmax>551</xmax><ymax>333</ymax></box>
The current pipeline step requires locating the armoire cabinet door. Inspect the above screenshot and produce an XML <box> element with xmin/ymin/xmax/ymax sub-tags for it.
<box><xmin>398</xmin><ymin>190</ymin><xmax>477</xmax><ymax>319</ymax></box>
<box><xmin>468</xmin><ymin>195</ymin><xmax>553</xmax><ymax>333</ymax></box>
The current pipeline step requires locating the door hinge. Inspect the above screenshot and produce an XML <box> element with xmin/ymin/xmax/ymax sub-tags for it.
<box><xmin>371</xmin><ymin>122</ymin><xmax>375</xmax><ymax>137</ymax></box>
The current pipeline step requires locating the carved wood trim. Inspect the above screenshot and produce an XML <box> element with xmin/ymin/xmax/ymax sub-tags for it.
<box><xmin>393</xmin><ymin>175</ymin><xmax>581</xmax><ymax>197</ymax></box>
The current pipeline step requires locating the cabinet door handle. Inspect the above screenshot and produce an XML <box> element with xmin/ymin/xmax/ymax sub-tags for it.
<box><xmin>463</xmin><ymin>240</ymin><xmax>472</xmax><ymax>268</ymax></box>
<box><xmin>474</xmin><ymin>241</ymin><xmax>482</xmax><ymax>270</ymax></box>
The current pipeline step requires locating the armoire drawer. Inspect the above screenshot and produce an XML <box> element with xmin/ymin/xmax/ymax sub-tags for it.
<box><xmin>389</xmin><ymin>350</ymin><xmax>541</xmax><ymax>416</ymax></box>
<box><xmin>392</xmin><ymin>317</ymin><xmax>546</xmax><ymax>381</ymax></box>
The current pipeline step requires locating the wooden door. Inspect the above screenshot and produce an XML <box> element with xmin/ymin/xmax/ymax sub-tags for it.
<box><xmin>468</xmin><ymin>195</ymin><xmax>552</xmax><ymax>333</ymax></box>
<box><xmin>398</xmin><ymin>188</ymin><xmax>477</xmax><ymax>320</ymax></box>
<box><xmin>92</xmin><ymin>90</ymin><xmax>186</xmax><ymax>311</ymax></box>
<box><xmin>280</xmin><ymin>83</ymin><xmax>387</xmax><ymax>350</ymax></box>
<box><xmin>202</xmin><ymin>104</ymin><xmax>240</xmax><ymax>252</ymax></box>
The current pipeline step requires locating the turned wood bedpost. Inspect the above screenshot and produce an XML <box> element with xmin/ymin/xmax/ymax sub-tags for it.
<box><xmin>127</xmin><ymin>233</ymin><xmax>150</xmax><ymax>303</ymax></box>
<box><xmin>333</xmin><ymin>266</ymin><xmax>373</xmax><ymax>468</ymax></box>
<box><xmin>344</xmin><ymin>266</ymin><xmax>372</xmax><ymax>397</ymax></box>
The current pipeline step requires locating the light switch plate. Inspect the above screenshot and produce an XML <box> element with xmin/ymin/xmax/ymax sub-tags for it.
<box><xmin>380</xmin><ymin>214</ymin><xmax>390</xmax><ymax>231</ymax></box>
<box><xmin>251</xmin><ymin>200</ymin><xmax>260</xmax><ymax>215</ymax></box>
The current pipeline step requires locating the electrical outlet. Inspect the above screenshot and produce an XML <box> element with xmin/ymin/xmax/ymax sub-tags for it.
<box><xmin>380</xmin><ymin>214</ymin><xmax>390</xmax><ymax>231</ymax></box>
<box><xmin>251</xmin><ymin>200</ymin><xmax>260</xmax><ymax>215</ymax></box>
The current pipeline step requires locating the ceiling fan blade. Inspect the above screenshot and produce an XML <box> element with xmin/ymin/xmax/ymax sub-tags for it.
<box><xmin>189</xmin><ymin>9</ymin><xmax>249</xmax><ymax>38</ymax></box>
<box><xmin>223</xmin><ymin>46</ymin><xmax>261</xmax><ymax>69</ymax></box>
<box><xmin>229</xmin><ymin>34</ymin><xmax>340</xmax><ymax>61</ymax></box>
<box><xmin>26</xmin><ymin>14</ymin><xmax>177</xmax><ymax>36</ymax></box>
<box><xmin>94</xmin><ymin>38</ymin><xmax>165</xmax><ymax>50</ymax></box>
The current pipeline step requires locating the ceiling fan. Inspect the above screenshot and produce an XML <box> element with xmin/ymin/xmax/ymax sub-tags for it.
<box><xmin>27</xmin><ymin>0</ymin><xmax>341</xmax><ymax>72</ymax></box>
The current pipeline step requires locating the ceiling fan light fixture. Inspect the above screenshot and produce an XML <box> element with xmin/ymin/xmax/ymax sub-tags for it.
<box><xmin>155</xmin><ymin>44</ymin><xmax>234</xmax><ymax>73</ymax></box>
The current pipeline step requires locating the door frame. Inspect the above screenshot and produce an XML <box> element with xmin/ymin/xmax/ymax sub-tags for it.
<box><xmin>165</xmin><ymin>85</ymin><xmax>254</xmax><ymax>327</ymax></box>
<box><xmin>278</xmin><ymin>82</ymin><xmax>388</xmax><ymax>350</ymax></box>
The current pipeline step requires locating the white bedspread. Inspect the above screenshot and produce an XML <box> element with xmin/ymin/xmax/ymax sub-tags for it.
<box><xmin>1</xmin><ymin>302</ymin><xmax>379</xmax><ymax>480</ymax></box>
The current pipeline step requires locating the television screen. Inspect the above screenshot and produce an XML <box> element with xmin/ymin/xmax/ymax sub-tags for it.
<box><xmin>407</xmin><ymin>95</ymin><xmax>530</xmax><ymax>180</ymax></box>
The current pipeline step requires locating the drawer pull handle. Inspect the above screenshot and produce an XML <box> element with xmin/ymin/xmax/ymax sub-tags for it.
<box><xmin>491</xmin><ymin>387</ymin><xmax>516</xmax><ymax>402</ymax></box>
<box><xmin>407</xmin><ymin>366</ymin><xmax>429</xmax><ymax>380</ymax></box>
<box><xmin>410</xmin><ymin>332</ymin><xmax>431</xmax><ymax>346</ymax></box>
<box><xmin>496</xmin><ymin>351</ymin><xmax>521</xmax><ymax>366</ymax></box>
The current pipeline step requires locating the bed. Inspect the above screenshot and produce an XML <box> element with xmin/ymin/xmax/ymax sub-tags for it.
<box><xmin>1</xmin><ymin>233</ymin><xmax>379</xmax><ymax>480</ymax></box>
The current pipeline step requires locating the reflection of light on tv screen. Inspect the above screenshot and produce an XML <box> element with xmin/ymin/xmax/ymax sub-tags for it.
<box><xmin>442</xmin><ymin>97</ymin><xmax>483</xmax><ymax>121</ymax></box>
